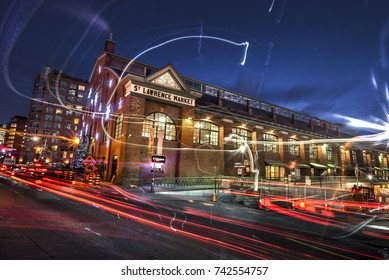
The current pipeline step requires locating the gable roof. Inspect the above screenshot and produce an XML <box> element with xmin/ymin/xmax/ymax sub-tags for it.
<box><xmin>145</xmin><ymin>64</ymin><xmax>190</xmax><ymax>93</ymax></box>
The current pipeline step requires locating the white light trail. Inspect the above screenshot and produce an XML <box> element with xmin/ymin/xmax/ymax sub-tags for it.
<box><xmin>269</xmin><ymin>0</ymin><xmax>275</xmax><ymax>12</ymax></box>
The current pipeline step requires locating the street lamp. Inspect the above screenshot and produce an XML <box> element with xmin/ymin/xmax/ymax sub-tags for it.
<box><xmin>72</xmin><ymin>136</ymin><xmax>80</xmax><ymax>169</ymax></box>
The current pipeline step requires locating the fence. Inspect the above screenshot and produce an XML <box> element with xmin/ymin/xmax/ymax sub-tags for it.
<box><xmin>151</xmin><ymin>176</ymin><xmax>235</xmax><ymax>192</ymax></box>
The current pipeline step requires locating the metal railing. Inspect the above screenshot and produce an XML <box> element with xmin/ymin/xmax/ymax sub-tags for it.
<box><xmin>151</xmin><ymin>176</ymin><xmax>234</xmax><ymax>192</ymax></box>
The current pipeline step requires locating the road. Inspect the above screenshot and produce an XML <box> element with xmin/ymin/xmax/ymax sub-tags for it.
<box><xmin>0</xmin><ymin>173</ymin><xmax>388</xmax><ymax>260</ymax></box>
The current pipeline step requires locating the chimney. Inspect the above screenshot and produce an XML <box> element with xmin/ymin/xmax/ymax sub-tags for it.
<box><xmin>104</xmin><ymin>33</ymin><xmax>115</xmax><ymax>53</ymax></box>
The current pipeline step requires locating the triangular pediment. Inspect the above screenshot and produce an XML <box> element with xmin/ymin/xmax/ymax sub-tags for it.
<box><xmin>145</xmin><ymin>64</ymin><xmax>189</xmax><ymax>93</ymax></box>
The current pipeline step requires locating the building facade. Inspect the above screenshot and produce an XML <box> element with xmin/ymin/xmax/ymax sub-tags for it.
<box><xmin>24</xmin><ymin>65</ymin><xmax>88</xmax><ymax>165</ymax></box>
<box><xmin>3</xmin><ymin>115</ymin><xmax>27</xmax><ymax>163</ymax></box>
<box><xmin>83</xmin><ymin>38</ymin><xmax>389</xmax><ymax>192</ymax></box>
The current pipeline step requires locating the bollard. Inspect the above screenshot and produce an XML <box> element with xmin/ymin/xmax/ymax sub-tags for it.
<box><xmin>88</xmin><ymin>174</ymin><xmax>93</xmax><ymax>185</ymax></box>
<box><xmin>95</xmin><ymin>174</ymin><xmax>100</xmax><ymax>186</ymax></box>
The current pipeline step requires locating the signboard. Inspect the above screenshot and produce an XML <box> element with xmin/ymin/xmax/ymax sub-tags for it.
<box><xmin>151</xmin><ymin>155</ymin><xmax>166</xmax><ymax>163</ymax></box>
<box><xmin>126</xmin><ymin>83</ymin><xmax>195</xmax><ymax>107</ymax></box>
<box><xmin>83</xmin><ymin>156</ymin><xmax>97</xmax><ymax>172</ymax></box>
<box><xmin>3</xmin><ymin>157</ymin><xmax>16</xmax><ymax>165</ymax></box>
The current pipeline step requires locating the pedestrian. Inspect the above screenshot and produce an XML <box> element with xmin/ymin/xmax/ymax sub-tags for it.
<box><xmin>96</xmin><ymin>156</ymin><xmax>106</xmax><ymax>180</ymax></box>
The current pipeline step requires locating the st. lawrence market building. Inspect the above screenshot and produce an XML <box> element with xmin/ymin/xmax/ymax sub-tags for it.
<box><xmin>82</xmin><ymin>37</ymin><xmax>389</xmax><ymax>201</ymax></box>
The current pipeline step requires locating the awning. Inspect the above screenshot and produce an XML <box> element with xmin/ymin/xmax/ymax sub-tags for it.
<box><xmin>327</xmin><ymin>164</ymin><xmax>341</xmax><ymax>169</ymax></box>
<box><xmin>296</xmin><ymin>163</ymin><xmax>310</xmax><ymax>168</ymax></box>
<box><xmin>310</xmin><ymin>163</ymin><xmax>327</xmax><ymax>169</ymax></box>
<box><xmin>265</xmin><ymin>160</ymin><xmax>287</xmax><ymax>167</ymax></box>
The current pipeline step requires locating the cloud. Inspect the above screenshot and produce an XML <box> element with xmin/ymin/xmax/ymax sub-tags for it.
<box><xmin>259</xmin><ymin>82</ymin><xmax>364</xmax><ymax>123</ymax></box>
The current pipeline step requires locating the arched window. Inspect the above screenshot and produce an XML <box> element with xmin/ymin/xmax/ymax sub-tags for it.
<box><xmin>193</xmin><ymin>120</ymin><xmax>219</xmax><ymax>146</ymax></box>
<box><xmin>142</xmin><ymin>112</ymin><xmax>176</xmax><ymax>140</ymax></box>
<box><xmin>288</xmin><ymin>138</ymin><xmax>300</xmax><ymax>156</ymax></box>
<box><xmin>263</xmin><ymin>133</ymin><xmax>278</xmax><ymax>153</ymax></box>
<box><xmin>232</xmin><ymin>127</ymin><xmax>252</xmax><ymax>141</ymax></box>
<box><xmin>231</xmin><ymin>127</ymin><xmax>252</xmax><ymax>147</ymax></box>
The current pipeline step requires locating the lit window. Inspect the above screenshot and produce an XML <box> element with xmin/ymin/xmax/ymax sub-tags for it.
<box><xmin>193</xmin><ymin>121</ymin><xmax>219</xmax><ymax>146</ymax></box>
<box><xmin>266</xmin><ymin>165</ymin><xmax>280</xmax><ymax>180</ymax></box>
<box><xmin>327</xmin><ymin>146</ymin><xmax>334</xmax><ymax>161</ymax></box>
<box><xmin>142</xmin><ymin>112</ymin><xmax>176</xmax><ymax>141</ymax></box>
<box><xmin>309</xmin><ymin>144</ymin><xmax>318</xmax><ymax>159</ymax></box>
<box><xmin>231</xmin><ymin>127</ymin><xmax>252</xmax><ymax>146</ymax></box>
<box><xmin>74</xmin><ymin>118</ymin><xmax>79</xmax><ymax>125</ymax></box>
<box><xmin>114</xmin><ymin>113</ymin><xmax>123</xmax><ymax>139</ymax></box>
<box><xmin>55</xmin><ymin>109</ymin><xmax>63</xmax><ymax>114</ymax></box>
<box><xmin>78</xmin><ymin>85</ymin><xmax>85</xmax><ymax>91</ymax></box>
<box><xmin>263</xmin><ymin>133</ymin><xmax>278</xmax><ymax>153</ymax></box>
<box><xmin>288</xmin><ymin>138</ymin><xmax>300</xmax><ymax>156</ymax></box>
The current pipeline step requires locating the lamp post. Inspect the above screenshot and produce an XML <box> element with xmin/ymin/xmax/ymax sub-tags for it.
<box><xmin>72</xmin><ymin>136</ymin><xmax>80</xmax><ymax>170</ymax></box>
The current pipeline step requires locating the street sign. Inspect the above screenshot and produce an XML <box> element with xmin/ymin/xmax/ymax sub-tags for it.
<box><xmin>83</xmin><ymin>156</ymin><xmax>97</xmax><ymax>172</ymax></box>
<box><xmin>151</xmin><ymin>155</ymin><xmax>166</xmax><ymax>163</ymax></box>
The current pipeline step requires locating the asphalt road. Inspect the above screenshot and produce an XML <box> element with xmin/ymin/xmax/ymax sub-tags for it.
<box><xmin>0</xmin><ymin>174</ymin><xmax>388</xmax><ymax>260</ymax></box>
<box><xmin>0</xmin><ymin>176</ymin><xmax>242</xmax><ymax>259</ymax></box>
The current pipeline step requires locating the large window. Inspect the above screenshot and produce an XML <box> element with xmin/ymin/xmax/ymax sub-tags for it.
<box><xmin>263</xmin><ymin>133</ymin><xmax>278</xmax><ymax>153</ymax></box>
<box><xmin>351</xmin><ymin>150</ymin><xmax>357</xmax><ymax>165</ymax></box>
<box><xmin>142</xmin><ymin>112</ymin><xmax>176</xmax><ymax>141</ymax></box>
<box><xmin>265</xmin><ymin>165</ymin><xmax>280</xmax><ymax>180</ymax></box>
<box><xmin>327</xmin><ymin>146</ymin><xmax>333</xmax><ymax>161</ymax></box>
<box><xmin>309</xmin><ymin>144</ymin><xmax>318</xmax><ymax>159</ymax></box>
<box><xmin>232</xmin><ymin>127</ymin><xmax>252</xmax><ymax>141</ymax></box>
<box><xmin>231</xmin><ymin>127</ymin><xmax>252</xmax><ymax>147</ymax></box>
<box><xmin>288</xmin><ymin>138</ymin><xmax>300</xmax><ymax>156</ymax></box>
<box><xmin>193</xmin><ymin>121</ymin><xmax>219</xmax><ymax>146</ymax></box>
<box><xmin>114</xmin><ymin>113</ymin><xmax>123</xmax><ymax>139</ymax></box>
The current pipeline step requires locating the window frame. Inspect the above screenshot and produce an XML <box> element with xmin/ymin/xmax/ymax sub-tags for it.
<box><xmin>193</xmin><ymin>120</ymin><xmax>219</xmax><ymax>146</ymax></box>
<box><xmin>142</xmin><ymin>112</ymin><xmax>176</xmax><ymax>141</ymax></box>
<box><xmin>263</xmin><ymin>133</ymin><xmax>278</xmax><ymax>153</ymax></box>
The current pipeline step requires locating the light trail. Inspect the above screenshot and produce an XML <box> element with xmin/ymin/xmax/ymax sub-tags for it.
<box><xmin>269</xmin><ymin>0</ymin><xmax>275</xmax><ymax>12</ymax></box>
<box><xmin>5</xmin><ymin>172</ymin><xmax>386</xmax><ymax>259</ymax></box>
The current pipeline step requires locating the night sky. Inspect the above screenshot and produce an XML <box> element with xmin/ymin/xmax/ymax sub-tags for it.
<box><xmin>1</xmin><ymin>0</ymin><xmax>389</xmax><ymax>133</ymax></box>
